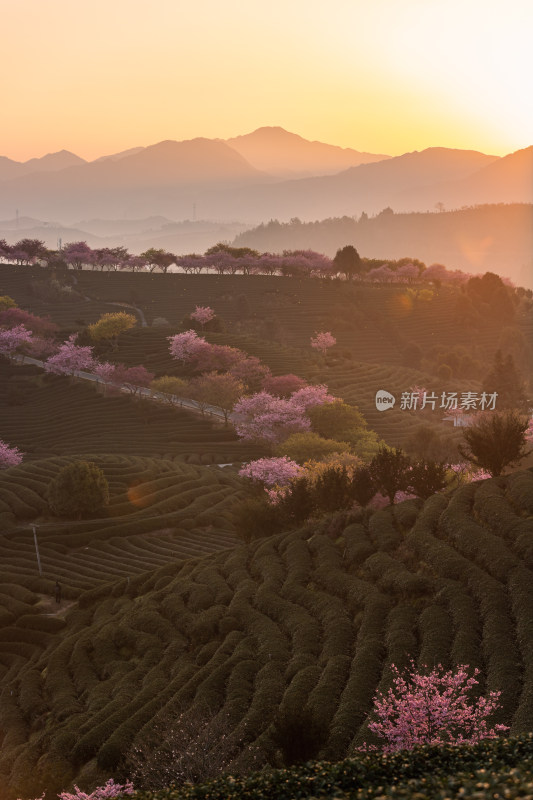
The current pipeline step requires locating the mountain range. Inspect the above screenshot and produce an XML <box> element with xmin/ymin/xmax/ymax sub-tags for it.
<box><xmin>0</xmin><ymin>127</ymin><xmax>531</xmax><ymax>225</ymax></box>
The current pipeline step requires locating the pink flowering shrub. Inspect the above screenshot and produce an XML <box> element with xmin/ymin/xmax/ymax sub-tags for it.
<box><xmin>44</xmin><ymin>334</ymin><xmax>95</xmax><ymax>376</ymax></box>
<box><xmin>18</xmin><ymin>778</ymin><xmax>134</xmax><ymax>800</ymax></box>
<box><xmin>239</xmin><ymin>456</ymin><xmax>302</xmax><ymax>487</ymax></box>
<box><xmin>233</xmin><ymin>385</ymin><xmax>336</xmax><ymax>445</ymax></box>
<box><xmin>190</xmin><ymin>305</ymin><xmax>215</xmax><ymax>327</ymax></box>
<box><xmin>310</xmin><ymin>331</ymin><xmax>336</xmax><ymax>355</ymax></box>
<box><xmin>290</xmin><ymin>384</ymin><xmax>336</xmax><ymax>410</ymax></box>
<box><xmin>233</xmin><ymin>391</ymin><xmax>311</xmax><ymax>444</ymax></box>
<box><xmin>0</xmin><ymin>324</ymin><xmax>33</xmax><ymax>356</ymax></box>
<box><xmin>0</xmin><ymin>439</ymin><xmax>23</xmax><ymax>469</ymax></box>
<box><xmin>167</xmin><ymin>330</ymin><xmax>207</xmax><ymax>363</ymax></box>
<box><xmin>364</xmin><ymin>660</ymin><xmax>508</xmax><ymax>753</ymax></box>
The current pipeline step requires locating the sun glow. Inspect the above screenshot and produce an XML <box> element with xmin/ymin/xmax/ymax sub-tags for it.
<box><xmin>1</xmin><ymin>0</ymin><xmax>531</xmax><ymax>160</ymax></box>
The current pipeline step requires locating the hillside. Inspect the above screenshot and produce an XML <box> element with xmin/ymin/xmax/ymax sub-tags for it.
<box><xmin>1</xmin><ymin>265</ymin><xmax>532</xmax><ymax>798</ymax></box>
<box><xmin>1</xmin><ymin>265</ymin><xmax>530</xmax><ymax>453</ymax></box>
<box><xmin>0</xmin><ymin>468</ymin><xmax>532</xmax><ymax>797</ymax></box>
<box><xmin>233</xmin><ymin>204</ymin><xmax>533</xmax><ymax>289</ymax></box>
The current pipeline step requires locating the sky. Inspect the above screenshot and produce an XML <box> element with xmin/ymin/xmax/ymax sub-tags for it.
<box><xmin>2</xmin><ymin>0</ymin><xmax>532</xmax><ymax>162</ymax></box>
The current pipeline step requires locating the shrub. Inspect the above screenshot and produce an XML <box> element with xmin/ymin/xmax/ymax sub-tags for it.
<box><xmin>46</xmin><ymin>461</ymin><xmax>110</xmax><ymax>519</ymax></box>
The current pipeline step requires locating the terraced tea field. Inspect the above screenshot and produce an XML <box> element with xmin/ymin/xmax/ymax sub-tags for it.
<box><xmin>0</xmin><ymin>360</ymin><xmax>263</xmax><ymax>464</ymax></box>
<box><xmin>0</xmin><ymin>452</ymin><xmax>246</xmax><ymax>585</ymax></box>
<box><xmin>1</xmin><ymin>469</ymin><xmax>532</xmax><ymax>798</ymax></box>
<box><xmin>1</xmin><ymin>264</ymin><xmax>532</xmax><ymax>799</ymax></box>
<box><xmin>1</xmin><ymin>266</ymin><xmax>517</xmax><ymax>368</ymax></box>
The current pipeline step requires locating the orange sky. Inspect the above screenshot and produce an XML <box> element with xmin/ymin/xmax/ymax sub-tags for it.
<box><xmin>2</xmin><ymin>0</ymin><xmax>531</xmax><ymax>161</ymax></box>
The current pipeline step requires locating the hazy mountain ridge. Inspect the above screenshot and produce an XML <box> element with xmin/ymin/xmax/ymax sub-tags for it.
<box><xmin>225</xmin><ymin>125</ymin><xmax>391</xmax><ymax>177</ymax></box>
<box><xmin>0</xmin><ymin>150</ymin><xmax>86</xmax><ymax>182</ymax></box>
<box><xmin>0</xmin><ymin>129</ymin><xmax>529</xmax><ymax>226</ymax></box>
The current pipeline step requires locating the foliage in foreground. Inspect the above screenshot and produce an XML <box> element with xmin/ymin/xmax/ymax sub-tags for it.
<box><xmin>128</xmin><ymin>735</ymin><xmax>533</xmax><ymax>800</ymax></box>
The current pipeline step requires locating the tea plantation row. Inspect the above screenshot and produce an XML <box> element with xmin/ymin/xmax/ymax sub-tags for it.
<box><xmin>1</xmin><ymin>469</ymin><xmax>532</xmax><ymax>797</ymax></box>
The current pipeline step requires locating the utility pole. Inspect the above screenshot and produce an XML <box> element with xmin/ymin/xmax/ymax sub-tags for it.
<box><xmin>32</xmin><ymin>526</ymin><xmax>42</xmax><ymax>576</ymax></box>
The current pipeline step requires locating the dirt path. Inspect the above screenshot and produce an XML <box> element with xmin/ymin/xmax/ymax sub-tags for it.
<box><xmin>35</xmin><ymin>593</ymin><xmax>77</xmax><ymax>618</ymax></box>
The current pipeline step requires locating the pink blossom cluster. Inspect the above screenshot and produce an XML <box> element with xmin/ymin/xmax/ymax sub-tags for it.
<box><xmin>422</xmin><ymin>263</ymin><xmax>471</xmax><ymax>285</ymax></box>
<box><xmin>18</xmin><ymin>778</ymin><xmax>134</xmax><ymax>800</ymax></box>
<box><xmin>365</xmin><ymin>263</ymin><xmax>421</xmax><ymax>283</ymax></box>
<box><xmin>367</xmin><ymin>660</ymin><xmax>508</xmax><ymax>753</ymax></box>
<box><xmin>233</xmin><ymin>391</ymin><xmax>311</xmax><ymax>443</ymax></box>
<box><xmin>310</xmin><ymin>331</ymin><xmax>336</xmax><ymax>354</ymax></box>
<box><xmin>167</xmin><ymin>330</ymin><xmax>207</xmax><ymax>363</ymax></box>
<box><xmin>290</xmin><ymin>384</ymin><xmax>335</xmax><ymax>410</ymax></box>
<box><xmin>233</xmin><ymin>385</ymin><xmax>335</xmax><ymax>444</ymax></box>
<box><xmin>0</xmin><ymin>324</ymin><xmax>33</xmax><ymax>356</ymax></box>
<box><xmin>239</xmin><ymin>456</ymin><xmax>302</xmax><ymax>487</ymax></box>
<box><xmin>92</xmin><ymin>362</ymin><xmax>154</xmax><ymax>394</ymax></box>
<box><xmin>448</xmin><ymin>462</ymin><xmax>492</xmax><ymax>482</ymax></box>
<box><xmin>0</xmin><ymin>308</ymin><xmax>58</xmax><ymax>339</ymax></box>
<box><xmin>190</xmin><ymin>305</ymin><xmax>215</xmax><ymax>326</ymax></box>
<box><xmin>44</xmin><ymin>335</ymin><xmax>95</xmax><ymax>376</ymax></box>
<box><xmin>262</xmin><ymin>373</ymin><xmax>307</xmax><ymax>397</ymax></box>
<box><xmin>168</xmin><ymin>331</ymin><xmax>244</xmax><ymax>373</ymax></box>
<box><xmin>229</xmin><ymin>356</ymin><xmax>272</xmax><ymax>390</ymax></box>
<box><xmin>0</xmin><ymin>440</ymin><xmax>23</xmax><ymax>469</ymax></box>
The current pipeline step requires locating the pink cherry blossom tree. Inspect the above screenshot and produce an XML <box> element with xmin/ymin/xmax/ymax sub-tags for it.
<box><xmin>192</xmin><ymin>343</ymin><xmax>245</xmax><ymax>373</ymax></box>
<box><xmin>233</xmin><ymin>384</ymin><xmax>336</xmax><ymax>444</ymax></box>
<box><xmin>190</xmin><ymin>305</ymin><xmax>215</xmax><ymax>328</ymax></box>
<box><xmin>229</xmin><ymin>356</ymin><xmax>271</xmax><ymax>392</ymax></box>
<box><xmin>310</xmin><ymin>331</ymin><xmax>336</xmax><ymax>355</ymax></box>
<box><xmin>26</xmin><ymin>337</ymin><xmax>58</xmax><ymax>359</ymax></box>
<box><xmin>239</xmin><ymin>456</ymin><xmax>302</xmax><ymax>487</ymax></box>
<box><xmin>0</xmin><ymin>440</ymin><xmax>23</xmax><ymax>469</ymax></box>
<box><xmin>290</xmin><ymin>384</ymin><xmax>336</xmax><ymax>410</ymax></box>
<box><xmin>262</xmin><ymin>373</ymin><xmax>307</xmax><ymax>397</ymax></box>
<box><xmin>114</xmin><ymin>364</ymin><xmax>155</xmax><ymax>396</ymax></box>
<box><xmin>167</xmin><ymin>330</ymin><xmax>207</xmax><ymax>363</ymax></box>
<box><xmin>0</xmin><ymin>324</ymin><xmax>33</xmax><ymax>357</ymax></box>
<box><xmin>44</xmin><ymin>334</ymin><xmax>95</xmax><ymax>376</ymax></box>
<box><xmin>0</xmin><ymin>308</ymin><xmax>58</xmax><ymax>338</ymax></box>
<box><xmin>233</xmin><ymin>391</ymin><xmax>311</xmax><ymax>444</ymax></box>
<box><xmin>62</xmin><ymin>241</ymin><xmax>94</xmax><ymax>271</ymax></box>
<box><xmin>365</xmin><ymin>660</ymin><xmax>508</xmax><ymax>753</ymax></box>
<box><xmin>58</xmin><ymin>778</ymin><xmax>134</xmax><ymax>800</ymax></box>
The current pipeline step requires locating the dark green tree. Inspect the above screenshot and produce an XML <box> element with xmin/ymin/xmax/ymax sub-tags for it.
<box><xmin>308</xmin><ymin>400</ymin><xmax>366</xmax><ymax>440</ymax></box>
<box><xmin>349</xmin><ymin>465</ymin><xmax>376</xmax><ymax>508</ymax></box>
<box><xmin>46</xmin><ymin>460</ymin><xmax>110</xmax><ymax>519</ymax></box>
<box><xmin>458</xmin><ymin>410</ymin><xmax>530</xmax><ymax>477</ymax></box>
<box><xmin>483</xmin><ymin>350</ymin><xmax>527</xmax><ymax>411</ymax></box>
<box><xmin>369</xmin><ymin>447</ymin><xmax>411</xmax><ymax>505</ymax></box>
<box><xmin>234</xmin><ymin>497</ymin><xmax>282</xmax><ymax>542</ymax></box>
<box><xmin>314</xmin><ymin>466</ymin><xmax>350</xmax><ymax>513</ymax></box>
<box><xmin>408</xmin><ymin>460</ymin><xmax>448</xmax><ymax>500</ymax></box>
<box><xmin>279</xmin><ymin>476</ymin><xmax>315</xmax><ymax>525</ymax></box>
<box><xmin>333</xmin><ymin>245</ymin><xmax>362</xmax><ymax>281</ymax></box>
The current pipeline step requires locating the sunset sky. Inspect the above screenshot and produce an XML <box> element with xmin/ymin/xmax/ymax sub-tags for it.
<box><xmin>3</xmin><ymin>0</ymin><xmax>531</xmax><ymax>162</ymax></box>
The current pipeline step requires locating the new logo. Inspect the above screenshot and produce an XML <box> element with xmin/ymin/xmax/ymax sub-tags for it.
<box><xmin>375</xmin><ymin>390</ymin><xmax>396</xmax><ymax>411</ymax></box>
